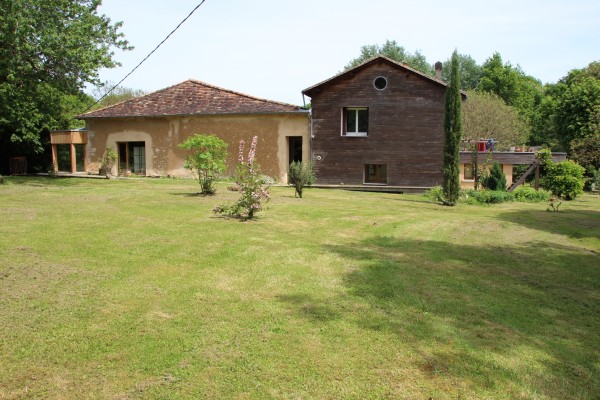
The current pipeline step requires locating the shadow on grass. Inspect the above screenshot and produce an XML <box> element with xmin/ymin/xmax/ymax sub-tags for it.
<box><xmin>169</xmin><ymin>192</ymin><xmax>215</xmax><ymax>197</ymax></box>
<box><xmin>281</xmin><ymin>236</ymin><xmax>600</xmax><ymax>396</ymax></box>
<box><xmin>498</xmin><ymin>209</ymin><xmax>600</xmax><ymax>240</ymax></box>
<box><xmin>5</xmin><ymin>176</ymin><xmax>88</xmax><ymax>187</ymax></box>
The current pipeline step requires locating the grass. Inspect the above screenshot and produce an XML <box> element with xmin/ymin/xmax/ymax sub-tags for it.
<box><xmin>0</xmin><ymin>176</ymin><xmax>599</xmax><ymax>399</ymax></box>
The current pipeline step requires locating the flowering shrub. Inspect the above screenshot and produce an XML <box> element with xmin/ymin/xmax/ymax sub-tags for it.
<box><xmin>213</xmin><ymin>136</ymin><xmax>270</xmax><ymax>219</ymax></box>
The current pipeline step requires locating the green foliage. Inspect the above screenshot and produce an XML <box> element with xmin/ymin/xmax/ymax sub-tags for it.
<box><xmin>344</xmin><ymin>40</ymin><xmax>434</xmax><ymax>75</ymax></box>
<box><xmin>101</xmin><ymin>148</ymin><xmax>117</xmax><ymax>166</ymax></box>
<box><xmin>441</xmin><ymin>51</ymin><xmax>463</xmax><ymax>206</ymax></box>
<box><xmin>588</xmin><ymin>168</ymin><xmax>600</xmax><ymax>191</ymax></box>
<box><xmin>532</xmin><ymin>61</ymin><xmax>600</xmax><ymax>151</ymax></box>
<box><xmin>288</xmin><ymin>161</ymin><xmax>316</xmax><ymax>198</ymax></box>
<box><xmin>483</xmin><ymin>162</ymin><xmax>507</xmax><ymax>191</ymax></box>
<box><xmin>570</xmin><ymin>132</ymin><xmax>600</xmax><ymax>173</ymax></box>
<box><xmin>90</xmin><ymin>81</ymin><xmax>147</xmax><ymax>110</ymax></box>
<box><xmin>214</xmin><ymin>137</ymin><xmax>270</xmax><ymax>219</ymax></box>
<box><xmin>0</xmin><ymin>0</ymin><xmax>131</xmax><ymax>172</ymax></box>
<box><xmin>477</xmin><ymin>53</ymin><xmax>544</xmax><ymax>120</ymax></box>
<box><xmin>461</xmin><ymin>190</ymin><xmax>515</xmax><ymax>204</ymax></box>
<box><xmin>98</xmin><ymin>147</ymin><xmax>117</xmax><ymax>177</ymax></box>
<box><xmin>512</xmin><ymin>186</ymin><xmax>551</xmax><ymax>202</ymax></box>
<box><xmin>423</xmin><ymin>186</ymin><xmax>445</xmax><ymax>204</ymax></box>
<box><xmin>543</xmin><ymin>160</ymin><xmax>585</xmax><ymax>200</ymax></box>
<box><xmin>179</xmin><ymin>134</ymin><xmax>228</xmax><ymax>195</ymax></box>
<box><xmin>442</xmin><ymin>53</ymin><xmax>483</xmax><ymax>90</ymax></box>
<box><xmin>462</xmin><ymin>91</ymin><xmax>529</xmax><ymax>149</ymax></box>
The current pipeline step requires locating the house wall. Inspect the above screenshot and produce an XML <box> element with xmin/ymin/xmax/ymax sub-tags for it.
<box><xmin>308</xmin><ymin>60</ymin><xmax>447</xmax><ymax>187</ymax></box>
<box><xmin>460</xmin><ymin>163</ymin><xmax>514</xmax><ymax>189</ymax></box>
<box><xmin>84</xmin><ymin>113</ymin><xmax>309</xmax><ymax>181</ymax></box>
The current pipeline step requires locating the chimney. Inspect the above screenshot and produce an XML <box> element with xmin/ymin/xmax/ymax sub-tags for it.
<box><xmin>435</xmin><ymin>61</ymin><xmax>443</xmax><ymax>80</ymax></box>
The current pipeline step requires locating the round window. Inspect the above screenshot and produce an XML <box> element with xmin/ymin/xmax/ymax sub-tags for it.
<box><xmin>374</xmin><ymin>76</ymin><xmax>387</xmax><ymax>90</ymax></box>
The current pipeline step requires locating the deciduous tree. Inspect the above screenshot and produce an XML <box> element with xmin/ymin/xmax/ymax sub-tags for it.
<box><xmin>179</xmin><ymin>134</ymin><xmax>228</xmax><ymax>195</ymax></box>
<box><xmin>462</xmin><ymin>91</ymin><xmax>529</xmax><ymax>149</ymax></box>
<box><xmin>0</xmin><ymin>0</ymin><xmax>131</xmax><ymax>173</ymax></box>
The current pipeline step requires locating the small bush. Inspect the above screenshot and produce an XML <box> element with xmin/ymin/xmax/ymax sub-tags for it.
<box><xmin>179</xmin><ymin>134</ymin><xmax>228</xmax><ymax>195</ymax></box>
<box><xmin>214</xmin><ymin>136</ymin><xmax>270</xmax><ymax>219</ymax></box>
<box><xmin>543</xmin><ymin>160</ymin><xmax>585</xmax><ymax>200</ymax></box>
<box><xmin>424</xmin><ymin>186</ymin><xmax>444</xmax><ymax>203</ymax></box>
<box><xmin>513</xmin><ymin>186</ymin><xmax>551</xmax><ymax>202</ymax></box>
<box><xmin>288</xmin><ymin>161</ymin><xmax>316</xmax><ymax>198</ymax></box>
<box><xmin>461</xmin><ymin>189</ymin><xmax>514</xmax><ymax>204</ymax></box>
<box><xmin>483</xmin><ymin>162</ymin><xmax>507</xmax><ymax>191</ymax></box>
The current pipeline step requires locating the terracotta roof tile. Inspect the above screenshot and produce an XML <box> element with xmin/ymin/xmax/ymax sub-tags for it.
<box><xmin>79</xmin><ymin>80</ymin><xmax>305</xmax><ymax>119</ymax></box>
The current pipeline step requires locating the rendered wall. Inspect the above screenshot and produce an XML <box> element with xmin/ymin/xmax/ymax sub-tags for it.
<box><xmin>84</xmin><ymin>113</ymin><xmax>309</xmax><ymax>181</ymax></box>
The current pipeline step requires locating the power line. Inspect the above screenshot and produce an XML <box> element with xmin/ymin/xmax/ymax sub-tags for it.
<box><xmin>82</xmin><ymin>0</ymin><xmax>208</xmax><ymax>113</ymax></box>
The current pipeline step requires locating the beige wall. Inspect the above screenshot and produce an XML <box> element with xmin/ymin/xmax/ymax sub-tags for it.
<box><xmin>460</xmin><ymin>163</ymin><xmax>514</xmax><ymax>189</ymax></box>
<box><xmin>85</xmin><ymin>113</ymin><xmax>310</xmax><ymax>182</ymax></box>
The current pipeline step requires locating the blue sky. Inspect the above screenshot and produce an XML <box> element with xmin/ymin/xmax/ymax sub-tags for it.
<box><xmin>96</xmin><ymin>0</ymin><xmax>600</xmax><ymax>105</ymax></box>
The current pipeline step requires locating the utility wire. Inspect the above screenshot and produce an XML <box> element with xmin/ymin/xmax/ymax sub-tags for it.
<box><xmin>82</xmin><ymin>0</ymin><xmax>208</xmax><ymax>114</ymax></box>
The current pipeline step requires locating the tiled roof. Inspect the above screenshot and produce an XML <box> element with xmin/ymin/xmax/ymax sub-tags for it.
<box><xmin>302</xmin><ymin>55</ymin><xmax>467</xmax><ymax>97</ymax></box>
<box><xmin>79</xmin><ymin>80</ymin><xmax>305</xmax><ymax>119</ymax></box>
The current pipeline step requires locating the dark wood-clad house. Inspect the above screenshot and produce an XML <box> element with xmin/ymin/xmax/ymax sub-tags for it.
<box><xmin>302</xmin><ymin>56</ymin><xmax>463</xmax><ymax>188</ymax></box>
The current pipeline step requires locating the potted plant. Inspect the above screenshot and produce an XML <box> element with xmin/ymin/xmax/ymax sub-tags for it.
<box><xmin>99</xmin><ymin>148</ymin><xmax>117</xmax><ymax>177</ymax></box>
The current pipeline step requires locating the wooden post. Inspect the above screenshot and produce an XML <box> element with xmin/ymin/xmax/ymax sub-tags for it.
<box><xmin>70</xmin><ymin>143</ymin><xmax>76</xmax><ymax>173</ymax></box>
<box><xmin>51</xmin><ymin>145</ymin><xmax>58</xmax><ymax>173</ymax></box>
<box><xmin>83</xmin><ymin>144</ymin><xmax>87</xmax><ymax>173</ymax></box>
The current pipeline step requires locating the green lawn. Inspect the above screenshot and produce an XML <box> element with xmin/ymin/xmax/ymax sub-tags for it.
<box><xmin>1</xmin><ymin>177</ymin><xmax>599</xmax><ymax>399</ymax></box>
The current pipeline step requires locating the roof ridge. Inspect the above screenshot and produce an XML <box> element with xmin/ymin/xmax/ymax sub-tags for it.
<box><xmin>187</xmin><ymin>79</ymin><xmax>301</xmax><ymax>108</ymax></box>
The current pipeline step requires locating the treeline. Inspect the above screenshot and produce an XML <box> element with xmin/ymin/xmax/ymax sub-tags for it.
<box><xmin>346</xmin><ymin>40</ymin><xmax>600</xmax><ymax>175</ymax></box>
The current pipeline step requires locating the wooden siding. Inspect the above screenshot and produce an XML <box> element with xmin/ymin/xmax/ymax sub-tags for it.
<box><xmin>50</xmin><ymin>130</ymin><xmax>88</xmax><ymax>145</ymax></box>
<box><xmin>308</xmin><ymin>60</ymin><xmax>446</xmax><ymax>186</ymax></box>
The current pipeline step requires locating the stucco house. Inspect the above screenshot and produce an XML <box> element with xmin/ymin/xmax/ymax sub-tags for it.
<box><xmin>75</xmin><ymin>80</ymin><xmax>310</xmax><ymax>181</ymax></box>
<box><xmin>302</xmin><ymin>56</ymin><xmax>565</xmax><ymax>190</ymax></box>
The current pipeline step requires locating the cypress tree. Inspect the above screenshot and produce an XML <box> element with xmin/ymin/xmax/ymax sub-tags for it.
<box><xmin>442</xmin><ymin>50</ymin><xmax>463</xmax><ymax>205</ymax></box>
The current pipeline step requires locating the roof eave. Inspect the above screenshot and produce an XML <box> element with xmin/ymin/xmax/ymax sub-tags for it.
<box><xmin>77</xmin><ymin>109</ymin><xmax>310</xmax><ymax>120</ymax></box>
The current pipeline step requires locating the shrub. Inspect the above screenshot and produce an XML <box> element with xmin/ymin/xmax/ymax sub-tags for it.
<box><xmin>461</xmin><ymin>189</ymin><xmax>514</xmax><ymax>204</ymax></box>
<box><xmin>213</xmin><ymin>136</ymin><xmax>270</xmax><ymax>219</ymax></box>
<box><xmin>179</xmin><ymin>134</ymin><xmax>228</xmax><ymax>195</ymax></box>
<box><xmin>543</xmin><ymin>160</ymin><xmax>585</xmax><ymax>200</ymax></box>
<box><xmin>99</xmin><ymin>147</ymin><xmax>117</xmax><ymax>177</ymax></box>
<box><xmin>513</xmin><ymin>186</ymin><xmax>551</xmax><ymax>202</ymax></box>
<box><xmin>483</xmin><ymin>162</ymin><xmax>507</xmax><ymax>191</ymax></box>
<box><xmin>288</xmin><ymin>161</ymin><xmax>316</xmax><ymax>198</ymax></box>
<box><xmin>424</xmin><ymin>186</ymin><xmax>444</xmax><ymax>203</ymax></box>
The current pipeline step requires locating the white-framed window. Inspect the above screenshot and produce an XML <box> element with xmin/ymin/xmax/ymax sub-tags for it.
<box><xmin>342</xmin><ymin>107</ymin><xmax>368</xmax><ymax>136</ymax></box>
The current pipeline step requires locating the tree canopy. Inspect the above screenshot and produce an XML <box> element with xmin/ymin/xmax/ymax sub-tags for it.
<box><xmin>462</xmin><ymin>91</ymin><xmax>529</xmax><ymax>149</ymax></box>
<box><xmin>344</xmin><ymin>40</ymin><xmax>434</xmax><ymax>76</ymax></box>
<box><xmin>90</xmin><ymin>81</ymin><xmax>147</xmax><ymax>110</ymax></box>
<box><xmin>0</xmin><ymin>0</ymin><xmax>130</xmax><ymax>172</ymax></box>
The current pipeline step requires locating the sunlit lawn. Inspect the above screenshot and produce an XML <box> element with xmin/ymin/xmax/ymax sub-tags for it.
<box><xmin>0</xmin><ymin>177</ymin><xmax>599</xmax><ymax>399</ymax></box>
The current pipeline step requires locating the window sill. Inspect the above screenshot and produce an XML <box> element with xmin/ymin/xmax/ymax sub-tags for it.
<box><xmin>342</xmin><ymin>133</ymin><xmax>368</xmax><ymax>137</ymax></box>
